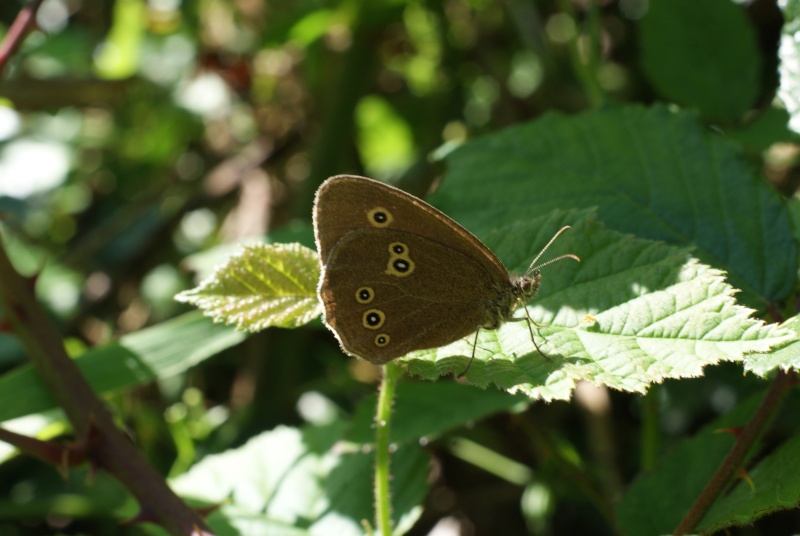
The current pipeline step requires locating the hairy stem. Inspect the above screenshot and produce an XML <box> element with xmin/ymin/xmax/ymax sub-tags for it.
<box><xmin>374</xmin><ymin>362</ymin><xmax>401</xmax><ymax>535</ymax></box>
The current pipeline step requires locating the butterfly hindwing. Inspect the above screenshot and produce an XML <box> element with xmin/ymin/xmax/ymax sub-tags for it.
<box><xmin>319</xmin><ymin>228</ymin><xmax>505</xmax><ymax>363</ymax></box>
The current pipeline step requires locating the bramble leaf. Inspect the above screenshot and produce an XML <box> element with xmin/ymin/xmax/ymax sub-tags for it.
<box><xmin>743</xmin><ymin>315</ymin><xmax>800</xmax><ymax>376</ymax></box>
<box><xmin>176</xmin><ymin>242</ymin><xmax>322</xmax><ymax>331</ymax></box>
<box><xmin>171</xmin><ymin>423</ymin><xmax>428</xmax><ymax>536</ymax></box>
<box><xmin>401</xmin><ymin>215</ymin><xmax>795</xmax><ymax>401</ymax></box>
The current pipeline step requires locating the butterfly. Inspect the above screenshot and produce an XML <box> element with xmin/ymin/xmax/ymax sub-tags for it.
<box><xmin>313</xmin><ymin>175</ymin><xmax>578</xmax><ymax>365</ymax></box>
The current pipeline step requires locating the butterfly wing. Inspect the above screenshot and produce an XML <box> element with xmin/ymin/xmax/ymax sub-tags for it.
<box><xmin>319</xmin><ymin>228</ymin><xmax>508</xmax><ymax>363</ymax></box>
<box><xmin>313</xmin><ymin>175</ymin><xmax>506</xmax><ymax>276</ymax></box>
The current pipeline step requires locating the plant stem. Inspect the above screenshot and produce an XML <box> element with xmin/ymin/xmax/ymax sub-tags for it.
<box><xmin>673</xmin><ymin>370</ymin><xmax>797</xmax><ymax>535</ymax></box>
<box><xmin>557</xmin><ymin>0</ymin><xmax>603</xmax><ymax>107</ymax></box>
<box><xmin>0</xmin><ymin>240</ymin><xmax>212</xmax><ymax>536</ymax></box>
<box><xmin>0</xmin><ymin>0</ymin><xmax>44</xmax><ymax>80</ymax></box>
<box><xmin>374</xmin><ymin>362</ymin><xmax>401</xmax><ymax>536</ymax></box>
<box><xmin>640</xmin><ymin>385</ymin><xmax>661</xmax><ymax>471</ymax></box>
<box><xmin>520</xmin><ymin>413</ymin><xmax>618</xmax><ymax>529</ymax></box>
<box><xmin>296</xmin><ymin>4</ymin><xmax>375</xmax><ymax>218</ymax></box>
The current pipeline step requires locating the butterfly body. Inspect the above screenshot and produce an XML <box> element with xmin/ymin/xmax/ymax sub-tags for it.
<box><xmin>313</xmin><ymin>175</ymin><xmax>553</xmax><ymax>365</ymax></box>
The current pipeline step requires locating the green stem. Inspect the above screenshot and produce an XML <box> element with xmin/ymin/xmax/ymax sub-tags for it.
<box><xmin>557</xmin><ymin>0</ymin><xmax>603</xmax><ymax>107</ymax></box>
<box><xmin>294</xmin><ymin>5</ymin><xmax>375</xmax><ymax>218</ymax></box>
<box><xmin>520</xmin><ymin>415</ymin><xmax>618</xmax><ymax>530</ymax></box>
<box><xmin>584</xmin><ymin>0</ymin><xmax>602</xmax><ymax>79</ymax></box>
<box><xmin>640</xmin><ymin>385</ymin><xmax>661</xmax><ymax>471</ymax></box>
<box><xmin>374</xmin><ymin>362</ymin><xmax>401</xmax><ymax>536</ymax></box>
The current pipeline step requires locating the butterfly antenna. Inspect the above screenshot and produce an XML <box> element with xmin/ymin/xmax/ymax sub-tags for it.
<box><xmin>525</xmin><ymin>225</ymin><xmax>580</xmax><ymax>276</ymax></box>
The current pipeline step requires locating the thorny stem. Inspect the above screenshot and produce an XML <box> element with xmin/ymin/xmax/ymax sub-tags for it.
<box><xmin>0</xmin><ymin>239</ymin><xmax>212</xmax><ymax>536</ymax></box>
<box><xmin>673</xmin><ymin>370</ymin><xmax>797</xmax><ymax>535</ymax></box>
<box><xmin>0</xmin><ymin>0</ymin><xmax>44</xmax><ymax>80</ymax></box>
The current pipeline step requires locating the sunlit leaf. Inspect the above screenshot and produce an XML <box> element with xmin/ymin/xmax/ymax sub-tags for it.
<box><xmin>401</xmin><ymin>216</ymin><xmax>796</xmax><ymax>401</ymax></box>
<box><xmin>778</xmin><ymin>0</ymin><xmax>800</xmax><ymax>133</ymax></box>
<box><xmin>743</xmin><ymin>315</ymin><xmax>800</xmax><ymax>376</ymax></box>
<box><xmin>171</xmin><ymin>423</ymin><xmax>428</xmax><ymax>536</ymax></box>
<box><xmin>176</xmin><ymin>243</ymin><xmax>322</xmax><ymax>331</ymax></box>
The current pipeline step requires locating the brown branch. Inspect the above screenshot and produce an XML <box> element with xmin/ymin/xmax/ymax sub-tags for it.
<box><xmin>0</xmin><ymin>425</ymin><xmax>89</xmax><ymax>472</ymax></box>
<box><xmin>0</xmin><ymin>0</ymin><xmax>45</xmax><ymax>80</ymax></box>
<box><xmin>673</xmin><ymin>370</ymin><xmax>797</xmax><ymax>535</ymax></box>
<box><xmin>0</xmin><ymin>238</ymin><xmax>214</xmax><ymax>536</ymax></box>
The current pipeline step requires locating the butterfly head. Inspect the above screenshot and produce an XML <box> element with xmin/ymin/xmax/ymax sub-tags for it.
<box><xmin>513</xmin><ymin>270</ymin><xmax>543</xmax><ymax>301</ymax></box>
<box><xmin>514</xmin><ymin>225</ymin><xmax>580</xmax><ymax>307</ymax></box>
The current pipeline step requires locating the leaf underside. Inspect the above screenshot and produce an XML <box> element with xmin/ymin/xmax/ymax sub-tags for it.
<box><xmin>176</xmin><ymin>242</ymin><xmax>322</xmax><ymax>331</ymax></box>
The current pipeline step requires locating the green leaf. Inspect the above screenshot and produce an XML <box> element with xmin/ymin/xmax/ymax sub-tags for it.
<box><xmin>779</xmin><ymin>0</ymin><xmax>800</xmax><ymax>133</ymax></box>
<box><xmin>0</xmin><ymin>312</ymin><xmax>245</xmax><ymax>421</ymax></box>
<box><xmin>167</xmin><ymin>106</ymin><xmax>796</xmax><ymax>402</ymax></box>
<box><xmin>93</xmin><ymin>0</ymin><xmax>145</xmax><ymax>79</ymax></box>
<box><xmin>638</xmin><ymin>0</ymin><xmax>760</xmax><ymax>121</ymax></box>
<box><xmin>698</xmin><ymin>423</ymin><xmax>800</xmax><ymax>532</ymax></box>
<box><xmin>438</xmin><ymin>105</ymin><xmax>796</xmax><ymax>303</ymax></box>
<box><xmin>171</xmin><ymin>423</ymin><xmax>429</xmax><ymax>536</ymax></box>
<box><xmin>616</xmin><ymin>392</ymin><xmax>764</xmax><ymax>536</ymax></box>
<box><xmin>725</xmin><ymin>107</ymin><xmax>798</xmax><ymax>153</ymax></box>
<box><xmin>176</xmin><ymin>242</ymin><xmax>322</xmax><ymax>331</ymax></box>
<box><xmin>400</xmin><ymin>215</ymin><xmax>795</xmax><ymax>401</ymax></box>
<box><xmin>347</xmin><ymin>380</ymin><xmax>529</xmax><ymax>446</ymax></box>
<box><xmin>356</xmin><ymin>95</ymin><xmax>416</xmax><ymax>179</ymax></box>
<box><xmin>743</xmin><ymin>315</ymin><xmax>800</xmax><ymax>376</ymax></box>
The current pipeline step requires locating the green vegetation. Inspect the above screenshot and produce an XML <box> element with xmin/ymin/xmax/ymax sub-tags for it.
<box><xmin>1</xmin><ymin>1</ymin><xmax>799</xmax><ymax>535</ymax></box>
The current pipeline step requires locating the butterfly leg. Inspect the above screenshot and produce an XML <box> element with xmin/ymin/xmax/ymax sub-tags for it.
<box><xmin>520</xmin><ymin>307</ymin><xmax>551</xmax><ymax>361</ymax></box>
<box><xmin>458</xmin><ymin>327</ymin><xmax>482</xmax><ymax>378</ymax></box>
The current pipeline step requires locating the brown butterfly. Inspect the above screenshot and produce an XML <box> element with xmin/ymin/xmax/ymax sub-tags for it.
<box><xmin>313</xmin><ymin>175</ymin><xmax>578</xmax><ymax>365</ymax></box>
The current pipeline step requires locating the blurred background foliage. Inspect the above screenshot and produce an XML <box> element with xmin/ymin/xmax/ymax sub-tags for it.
<box><xmin>0</xmin><ymin>0</ymin><xmax>798</xmax><ymax>535</ymax></box>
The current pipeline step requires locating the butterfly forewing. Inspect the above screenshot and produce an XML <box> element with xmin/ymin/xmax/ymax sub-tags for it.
<box><xmin>314</xmin><ymin>175</ymin><xmax>507</xmax><ymax>276</ymax></box>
